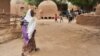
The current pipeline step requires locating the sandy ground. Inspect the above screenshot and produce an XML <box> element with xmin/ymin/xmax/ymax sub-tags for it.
<box><xmin>0</xmin><ymin>19</ymin><xmax>100</xmax><ymax>56</ymax></box>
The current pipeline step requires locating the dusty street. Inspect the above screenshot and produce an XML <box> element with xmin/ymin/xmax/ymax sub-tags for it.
<box><xmin>0</xmin><ymin>19</ymin><xmax>100</xmax><ymax>56</ymax></box>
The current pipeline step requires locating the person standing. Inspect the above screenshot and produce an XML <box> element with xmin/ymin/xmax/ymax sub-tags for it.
<box><xmin>68</xmin><ymin>9</ymin><xmax>74</xmax><ymax>23</ymax></box>
<box><xmin>21</xmin><ymin>4</ymin><xmax>38</xmax><ymax>56</ymax></box>
<box><xmin>55</xmin><ymin>14</ymin><xmax>58</xmax><ymax>22</ymax></box>
<box><xmin>60</xmin><ymin>15</ymin><xmax>63</xmax><ymax>23</ymax></box>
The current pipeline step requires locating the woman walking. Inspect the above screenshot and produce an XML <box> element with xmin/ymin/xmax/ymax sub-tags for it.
<box><xmin>21</xmin><ymin>4</ymin><xmax>38</xmax><ymax>56</ymax></box>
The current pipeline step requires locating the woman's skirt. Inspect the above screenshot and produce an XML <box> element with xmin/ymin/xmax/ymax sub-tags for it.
<box><xmin>22</xmin><ymin>25</ymin><xmax>36</xmax><ymax>54</ymax></box>
<box><xmin>23</xmin><ymin>30</ymin><xmax>36</xmax><ymax>53</ymax></box>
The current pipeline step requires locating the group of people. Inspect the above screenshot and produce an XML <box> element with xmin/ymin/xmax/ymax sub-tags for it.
<box><xmin>54</xmin><ymin>14</ymin><xmax>63</xmax><ymax>23</ymax></box>
<box><xmin>60</xmin><ymin>9</ymin><xmax>84</xmax><ymax>23</ymax></box>
<box><xmin>54</xmin><ymin>9</ymin><xmax>78</xmax><ymax>23</ymax></box>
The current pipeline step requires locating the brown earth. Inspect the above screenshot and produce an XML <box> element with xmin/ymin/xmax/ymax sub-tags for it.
<box><xmin>0</xmin><ymin>19</ymin><xmax>100</xmax><ymax>56</ymax></box>
<box><xmin>76</xmin><ymin>15</ymin><xmax>100</xmax><ymax>26</ymax></box>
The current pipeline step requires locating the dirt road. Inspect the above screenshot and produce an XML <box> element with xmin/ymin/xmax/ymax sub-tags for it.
<box><xmin>0</xmin><ymin>19</ymin><xmax>100</xmax><ymax>56</ymax></box>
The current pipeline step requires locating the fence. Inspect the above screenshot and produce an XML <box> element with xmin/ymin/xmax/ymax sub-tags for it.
<box><xmin>0</xmin><ymin>13</ymin><xmax>21</xmax><ymax>32</ymax></box>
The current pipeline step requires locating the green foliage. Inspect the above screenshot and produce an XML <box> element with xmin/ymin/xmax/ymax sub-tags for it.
<box><xmin>24</xmin><ymin>0</ymin><xmax>68</xmax><ymax>11</ymax></box>
<box><xmin>68</xmin><ymin>0</ymin><xmax>97</xmax><ymax>7</ymax></box>
<box><xmin>24</xmin><ymin>0</ymin><xmax>43</xmax><ymax>6</ymax></box>
<box><xmin>24</xmin><ymin>0</ymin><xmax>68</xmax><ymax>6</ymax></box>
<box><xmin>68</xmin><ymin>0</ymin><xmax>99</xmax><ymax>12</ymax></box>
<box><xmin>53</xmin><ymin>0</ymin><xmax>67</xmax><ymax>4</ymax></box>
<box><xmin>53</xmin><ymin>0</ymin><xmax>68</xmax><ymax>11</ymax></box>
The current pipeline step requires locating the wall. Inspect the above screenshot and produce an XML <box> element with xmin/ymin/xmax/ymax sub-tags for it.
<box><xmin>0</xmin><ymin>0</ymin><xmax>10</xmax><ymax>27</ymax></box>
<box><xmin>0</xmin><ymin>0</ymin><xmax>10</xmax><ymax>14</ymax></box>
<box><xmin>76</xmin><ymin>15</ymin><xmax>100</xmax><ymax>26</ymax></box>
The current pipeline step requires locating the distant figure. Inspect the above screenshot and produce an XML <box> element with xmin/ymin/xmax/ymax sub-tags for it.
<box><xmin>21</xmin><ymin>4</ymin><xmax>39</xmax><ymax>56</ymax></box>
<box><xmin>60</xmin><ymin>16</ymin><xmax>63</xmax><ymax>23</ymax></box>
<box><xmin>68</xmin><ymin>9</ymin><xmax>74</xmax><ymax>23</ymax></box>
<box><xmin>59</xmin><ymin>13</ymin><xmax>63</xmax><ymax>23</ymax></box>
<box><xmin>55</xmin><ymin>14</ymin><xmax>58</xmax><ymax>22</ymax></box>
<box><xmin>77</xmin><ymin>9</ymin><xmax>83</xmax><ymax>15</ymax></box>
<box><xmin>74</xmin><ymin>10</ymin><xmax>79</xmax><ymax>17</ymax></box>
<box><xmin>66</xmin><ymin>10</ymin><xmax>70</xmax><ymax>18</ymax></box>
<box><xmin>93</xmin><ymin>8</ymin><xmax>96</xmax><ymax>12</ymax></box>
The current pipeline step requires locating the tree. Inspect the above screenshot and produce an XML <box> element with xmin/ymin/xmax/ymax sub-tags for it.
<box><xmin>97</xmin><ymin>0</ymin><xmax>100</xmax><ymax>3</ymax></box>
<box><xmin>24</xmin><ymin>0</ymin><xmax>68</xmax><ymax>11</ymax></box>
<box><xmin>68</xmin><ymin>0</ymin><xmax>98</xmax><ymax>12</ymax></box>
<box><xmin>24</xmin><ymin>0</ymin><xmax>43</xmax><ymax>6</ymax></box>
<box><xmin>53</xmin><ymin>0</ymin><xmax>68</xmax><ymax>11</ymax></box>
<box><xmin>24</xmin><ymin>0</ymin><xmax>67</xmax><ymax>9</ymax></box>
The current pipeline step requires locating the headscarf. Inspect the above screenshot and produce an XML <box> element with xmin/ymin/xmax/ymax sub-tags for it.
<box><xmin>24</xmin><ymin>9</ymin><xmax>36</xmax><ymax>39</ymax></box>
<box><xmin>24</xmin><ymin>9</ymin><xmax>32</xmax><ymax>22</ymax></box>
